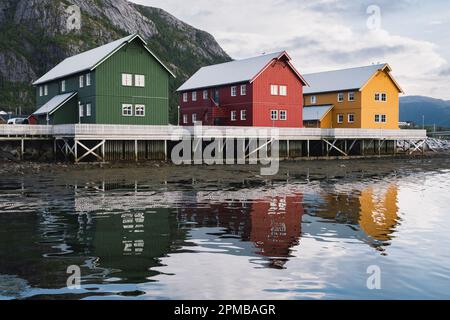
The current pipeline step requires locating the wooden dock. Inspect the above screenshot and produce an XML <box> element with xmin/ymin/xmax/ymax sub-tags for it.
<box><xmin>0</xmin><ymin>124</ymin><xmax>428</xmax><ymax>162</ymax></box>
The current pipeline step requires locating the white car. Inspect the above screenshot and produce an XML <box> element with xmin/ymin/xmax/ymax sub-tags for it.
<box><xmin>7</xmin><ymin>118</ymin><xmax>27</xmax><ymax>125</ymax></box>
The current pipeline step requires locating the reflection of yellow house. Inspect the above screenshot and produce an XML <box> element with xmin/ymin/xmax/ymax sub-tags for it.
<box><xmin>359</xmin><ymin>185</ymin><xmax>399</xmax><ymax>241</ymax></box>
<box><xmin>303</xmin><ymin>64</ymin><xmax>403</xmax><ymax>129</ymax></box>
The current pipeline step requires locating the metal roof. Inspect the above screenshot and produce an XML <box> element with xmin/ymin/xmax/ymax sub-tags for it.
<box><xmin>303</xmin><ymin>105</ymin><xmax>333</xmax><ymax>121</ymax></box>
<box><xmin>303</xmin><ymin>64</ymin><xmax>387</xmax><ymax>95</ymax></box>
<box><xmin>177</xmin><ymin>51</ymin><xmax>305</xmax><ymax>92</ymax></box>
<box><xmin>33</xmin><ymin>92</ymin><xmax>78</xmax><ymax>116</ymax></box>
<box><xmin>33</xmin><ymin>34</ymin><xmax>174</xmax><ymax>85</ymax></box>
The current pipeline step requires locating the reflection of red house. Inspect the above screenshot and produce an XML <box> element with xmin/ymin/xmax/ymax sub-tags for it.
<box><xmin>177</xmin><ymin>51</ymin><xmax>307</xmax><ymax>128</ymax></box>
<box><xmin>177</xmin><ymin>193</ymin><xmax>304</xmax><ymax>263</ymax></box>
<box><xmin>250</xmin><ymin>194</ymin><xmax>303</xmax><ymax>259</ymax></box>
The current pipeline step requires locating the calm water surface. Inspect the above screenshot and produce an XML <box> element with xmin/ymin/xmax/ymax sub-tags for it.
<box><xmin>1</xmin><ymin>159</ymin><xmax>450</xmax><ymax>300</ymax></box>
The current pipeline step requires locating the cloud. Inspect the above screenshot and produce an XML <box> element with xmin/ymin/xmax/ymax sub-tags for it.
<box><xmin>131</xmin><ymin>0</ymin><xmax>450</xmax><ymax>99</ymax></box>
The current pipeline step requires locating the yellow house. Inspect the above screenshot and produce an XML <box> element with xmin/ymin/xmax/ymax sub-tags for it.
<box><xmin>303</xmin><ymin>64</ymin><xmax>403</xmax><ymax>129</ymax></box>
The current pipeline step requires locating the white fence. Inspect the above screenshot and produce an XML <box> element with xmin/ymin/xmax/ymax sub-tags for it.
<box><xmin>0</xmin><ymin>124</ymin><xmax>428</xmax><ymax>140</ymax></box>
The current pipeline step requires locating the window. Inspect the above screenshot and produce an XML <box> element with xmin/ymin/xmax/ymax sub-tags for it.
<box><xmin>271</xmin><ymin>110</ymin><xmax>279</xmax><ymax>121</ymax></box>
<box><xmin>86</xmin><ymin>104</ymin><xmax>92</xmax><ymax>117</ymax></box>
<box><xmin>348</xmin><ymin>92</ymin><xmax>355</xmax><ymax>101</ymax></box>
<box><xmin>39</xmin><ymin>86</ymin><xmax>43</xmax><ymax>97</ymax></box>
<box><xmin>183</xmin><ymin>114</ymin><xmax>188</xmax><ymax>124</ymax></box>
<box><xmin>86</xmin><ymin>73</ymin><xmax>92</xmax><ymax>86</ymax></box>
<box><xmin>337</xmin><ymin>114</ymin><xmax>344</xmax><ymax>123</ymax></box>
<box><xmin>183</xmin><ymin>92</ymin><xmax>188</xmax><ymax>102</ymax></box>
<box><xmin>79</xmin><ymin>75</ymin><xmax>84</xmax><ymax>88</ymax></box>
<box><xmin>279</xmin><ymin>85</ymin><xmax>287</xmax><ymax>96</ymax></box>
<box><xmin>311</xmin><ymin>96</ymin><xmax>317</xmax><ymax>104</ymax></box>
<box><xmin>44</xmin><ymin>85</ymin><xmax>48</xmax><ymax>96</ymax></box>
<box><xmin>231</xmin><ymin>86</ymin><xmax>237</xmax><ymax>97</ymax></box>
<box><xmin>61</xmin><ymin>80</ymin><xmax>66</xmax><ymax>92</ymax></box>
<box><xmin>122</xmin><ymin>104</ymin><xmax>133</xmax><ymax>116</ymax></box>
<box><xmin>241</xmin><ymin>110</ymin><xmax>247</xmax><ymax>121</ymax></box>
<box><xmin>348</xmin><ymin>114</ymin><xmax>355</xmax><ymax>123</ymax></box>
<box><xmin>192</xmin><ymin>91</ymin><xmax>197</xmax><ymax>101</ymax></box>
<box><xmin>270</xmin><ymin>85</ymin><xmax>279</xmax><ymax>96</ymax></box>
<box><xmin>135</xmin><ymin>75</ymin><xmax>145</xmax><ymax>87</ymax></box>
<box><xmin>192</xmin><ymin>113</ymin><xmax>197</xmax><ymax>123</ymax></box>
<box><xmin>79</xmin><ymin>104</ymin><xmax>84</xmax><ymax>118</ymax></box>
<box><xmin>381</xmin><ymin>93</ymin><xmax>387</xmax><ymax>102</ymax></box>
<box><xmin>231</xmin><ymin>111</ymin><xmax>237</xmax><ymax>121</ymax></box>
<box><xmin>241</xmin><ymin>85</ymin><xmax>247</xmax><ymax>96</ymax></box>
<box><xmin>375</xmin><ymin>114</ymin><xmax>380</xmax><ymax>123</ymax></box>
<box><xmin>122</xmin><ymin>73</ymin><xmax>133</xmax><ymax>86</ymax></box>
<box><xmin>338</xmin><ymin>93</ymin><xmax>344</xmax><ymax>102</ymax></box>
<box><xmin>280</xmin><ymin>110</ymin><xmax>287</xmax><ymax>121</ymax></box>
<box><xmin>381</xmin><ymin>115</ymin><xmax>387</xmax><ymax>123</ymax></box>
<box><xmin>375</xmin><ymin>93</ymin><xmax>381</xmax><ymax>101</ymax></box>
<box><xmin>203</xmin><ymin>90</ymin><xmax>208</xmax><ymax>100</ymax></box>
<box><xmin>135</xmin><ymin>104</ymin><xmax>145</xmax><ymax>117</ymax></box>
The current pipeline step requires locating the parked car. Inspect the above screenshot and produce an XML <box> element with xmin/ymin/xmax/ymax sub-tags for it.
<box><xmin>7</xmin><ymin>118</ymin><xmax>27</xmax><ymax>125</ymax></box>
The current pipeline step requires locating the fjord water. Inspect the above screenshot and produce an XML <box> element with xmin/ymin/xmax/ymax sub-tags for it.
<box><xmin>1</xmin><ymin>158</ymin><xmax>450</xmax><ymax>300</ymax></box>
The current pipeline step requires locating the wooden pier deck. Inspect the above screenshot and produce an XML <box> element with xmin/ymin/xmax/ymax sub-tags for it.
<box><xmin>0</xmin><ymin>124</ymin><xmax>428</xmax><ymax>162</ymax></box>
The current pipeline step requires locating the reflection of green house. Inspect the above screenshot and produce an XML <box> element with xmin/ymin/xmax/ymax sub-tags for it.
<box><xmin>32</xmin><ymin>34</ymin><xmax>175</xmax><ymax>125</ymax></box>
<box><xmin>91</xmin><ymin>208</ymin><xmax>183</xmax><ymax>283</ymax></box>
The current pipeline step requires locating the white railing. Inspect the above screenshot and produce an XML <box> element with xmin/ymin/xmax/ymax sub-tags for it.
<box><xmin>1</xmin><ymin>124</ymin><xmax>427</xmax><ymax>140</ymax></box>
<box><xmin>0</xmin><ymin>124</ymin><xmax>53</xmax><ymax>136</ymax></box>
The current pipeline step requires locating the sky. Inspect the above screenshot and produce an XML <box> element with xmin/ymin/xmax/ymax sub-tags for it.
<box><xmin>130</xmin><ymin>0</ymin><xmax>450</xmax><ymax>100</ymax></box>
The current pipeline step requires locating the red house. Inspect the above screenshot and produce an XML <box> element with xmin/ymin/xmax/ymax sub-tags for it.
<box><xmin>177</xmin><ymin>51</ymin><xmax>308</xmax><ymax>127</ymax></box>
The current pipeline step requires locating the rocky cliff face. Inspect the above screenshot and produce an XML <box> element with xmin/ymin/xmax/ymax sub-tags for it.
<box><xmin>0</xmin><ymin>0</ymin><xmax>230</xmax><ymax>120</ymax></box>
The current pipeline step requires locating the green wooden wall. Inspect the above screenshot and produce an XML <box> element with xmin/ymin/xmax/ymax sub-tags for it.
<box><xmin>95</xmin><ymin>39</ymin><xmax>170</xmax><ymax>125</ymax></box>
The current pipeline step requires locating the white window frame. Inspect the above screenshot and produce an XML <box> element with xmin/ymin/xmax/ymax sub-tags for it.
<box><xmin>203</xmin><ymin>90</ymin><xmax>208</xmax><ymax>100</ymax></box>
<box><xmin>231</xmin><ymin>86</ymin><xmax>237</xmax><ymax>97</ymax></box>
<box><xmin>375</xmin><ymin>114</ymin><xmax>381</xmax><ymax>123</ymax></box>
<box><xmin>337</xmin><ymin>114</ymin><xmax>344</xmax><ymax>123</ymax></box>
<box><xmin>79</xmin><ymin>75</ymin><xmax>84</xmax><ymax>88</ymax></box>
<box><xmin>183</xmin><ymin>114</ymin><xmax>188</xmax><ymax>124</ymax></box>
<box><xmin>39</xmin><ymin>86</ymin><xmax>43</xmax><ymax>97</ymax></box>
<box><xmin>311</xmin><ymin>96</ymin><xmax>317</xmax><ymax>104</ymax></box>
<box><xmin>79</xmin><ymin>104</ymin><xmax>84</xmax><ymax>118</ymax></box>
<box><xmin>381</xmin><ymin>93</ymin><xmax>387</xmax><ymax>102</ymax></box>
<box><xmin>86</xmin><ymin>73</ymin><xmax>92</xmax><ymax>86</ymax></box>
<box><xmin>241</xmin><ymin>110</ymin><xmax>247</xmax><ymax>121</ymax></box>
<box><xmin>86</xmin><ymin>103</ymin><xmax>92</xmax><ymax>117</ymax></box>
<box><xmin>192</xmin><ymin>91</ymin><xmax>197</xmax><ymax>102</ymax></box>
<box><xmin>279</xmin><ymin>85</ymin><xmax>287</xmax><ymax>96</ymax></box>
<box><xmin>61</xmin><ymin>80</ymin><xmax>66</xmax><ymax>92</ymax></box>
<box><xmin>381</xmin><ymin>114</ymin><xmax>387</xmax><ymax>123</ymax></box>
<box><xmin>44</xmin><ymin>85</ymin><xmax>48</xmax><ymax>96</ymax></box>
<box><xmin>348</xmin><ymin>113</ymin><xmax>355</xmax><ymax>123</ymax></box>
<box><xmin>271</xmin><ymin>110</ymin><xmax>279</xmax><ymax>121</ymax></box>
<box><xmin>231</xmin><ymin>111</ymin><xmax>237</xmax><ymax>121</ymax></box>
<box><xmin>122</xmin><ymin>73</ymin><xmax>133</xmax><ymax>87</ymax></box>
<box><xmin>348</xmin><ymin>92</ymin><xmax>355</xmax><ymax>101</ymax></box>
<box><xmin>135</xmin><ymin>104</ymin><xmax>146</xmax><ymax>117</ymax></box>
<box><xmin>135</xmin><ymin>74</ymin><xmax>145</xmax><ymax>87</ymax></box>
<box><xmin>280</xmin><ymin>110</ymin><xmax>287</xmax><ymax>121</ymax></box>
<box><xmin>375</xmin><ymin>93</ymin><xmax>381</xmax><ymax>101</ymax></box>
<box><xmin>122</xmin><ymin>104</ymin><xmax>133</xmax><ymax>117</ymax></box>
<box><xmin>337</xmin><ymin>93</ymin><xmax>344</xmax><ymax>102</ymax></box>
<box><xmin>240</xmin><ymin>85</ymin><xmax>247</xmax><ymax>96</ymax></box>
<box><xmin>183</xmin><ymin>92</ymin><xmax>188</xmax><ymax>102</ymax></box>
<box><xmin>270</xmin><ymin>85</ymin><xmax>279</xmax><ymax>96</ymax></box>
<box><xmin>192</xmin><ymin>113</ymin><xmax>197</xmax><ymax>123</ymax></box>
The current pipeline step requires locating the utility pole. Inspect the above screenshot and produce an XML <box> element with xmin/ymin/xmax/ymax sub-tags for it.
<box><xmin>422</xmin><ymin>115</ymin><xmax>425</xmax><ymax>130</ymax></box>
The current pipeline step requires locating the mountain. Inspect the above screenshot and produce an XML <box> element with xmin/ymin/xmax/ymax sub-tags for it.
<box><xmin>0</xmin><ymin>0</ymin><xmax>231</xmax><ymax>122</ymax></box>
<box><xmin>400</xmin><ymin>96</ymin><xmax>450</xmax><ymax>128</ymax></box>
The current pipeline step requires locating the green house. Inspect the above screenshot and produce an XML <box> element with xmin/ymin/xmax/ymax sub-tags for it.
<box><xmin>32</xmin><ymin>34</ymin><xmax>175</xmax><ymax>125</ymax></box>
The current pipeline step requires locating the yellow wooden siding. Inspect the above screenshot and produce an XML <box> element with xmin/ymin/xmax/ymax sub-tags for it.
<box><xmin>361</xmin><ymin>70</ymin><xmax>400</xmax><ymax>129</ymax></box>
<box><xmin>304</xmin><ymin>91</ymin><xmax>362</xmax><ymax>128</ymax></box>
